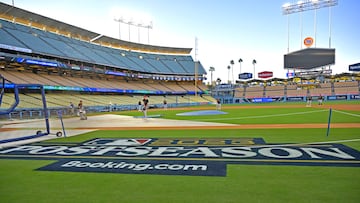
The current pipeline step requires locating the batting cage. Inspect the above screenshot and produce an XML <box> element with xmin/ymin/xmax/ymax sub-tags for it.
<box><xmin>0</xmin><ymin>74</ymin><xmax>63</xmax><ymax>145</ymax></box>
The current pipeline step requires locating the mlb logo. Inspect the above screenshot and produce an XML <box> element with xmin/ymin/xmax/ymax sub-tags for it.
<box><xmin>83</xmin><ymin>138</ymin><xmax>152</xmax><ymax>146</ymax></box>
<box><xmin>104</xmin><ymin>139</ymin><xmax>151</xmax><ymax>146</ymax></box>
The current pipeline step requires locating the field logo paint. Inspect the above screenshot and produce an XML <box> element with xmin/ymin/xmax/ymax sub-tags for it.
<box><xmin>0</xmin><ymin>138</ymin><xmax>359</xmax><ymax>177</ymax></box>
<box><xmin>84</xmin><ymin>138</ymin><xmax>152</xmax><ymax>146</ymax></box>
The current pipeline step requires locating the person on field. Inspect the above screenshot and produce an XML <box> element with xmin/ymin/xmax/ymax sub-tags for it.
<box><xmin>318</xmin><ymin>94</ymin><xmax>323</xmax><ymax>105</ymax></box>
<box><xmin>69</xmin><ymin>102</ymin><xmax>75</xmax><ymax>115</ymax></box>
<box><xmin>78</xmin><ymin>100</ymin><xmax>87</xmax><ymax>120</ymax></box>
<box><xmin>142</xmin><ymin>95</ymin><xmax>149</xmax><ymax>118</ymax></box>
<box><xmin>306</xmin><ymin>96</ymin><xmax>312</xmax><ymax>107</ymax></box>
<box><xmin>138</xmin><ymin>100</ymin><xmax>142</xmax><ymax>111</ymax></box>
<box><xmin>216</xmin><ymin>99</ymin><xmax>221</xmax><ymax>110</ymax></box>
<box><xmin>109</xmin><ymin>101</ymin><xmax>113</xmax><ymax>112</ymax></box>
<box><xmin>163</xmin><ymin>99</ymin><xmax>167</xmax><ymax>110</ymax></box>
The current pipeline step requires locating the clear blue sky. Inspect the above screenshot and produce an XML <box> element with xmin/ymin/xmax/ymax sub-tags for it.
<box><xmin>1</xmin><ymin>0</ymin><xmax>359</xmax><ymax>83</ymax></box>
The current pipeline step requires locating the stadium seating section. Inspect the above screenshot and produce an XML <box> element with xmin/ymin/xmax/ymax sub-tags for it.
<box><xmin>0</xmin><ymin>19</ymin><xmax>206</xmax><ymax>75</ymax></box>
<box><xmin>0</xmin><ymin>16</ymin><xmax>215</xmax><ymax>113</ymax></box>
<box><xmin>234</xmin><ymin>81</ymin><xmax>359</xmax><ymax>99</ymax></box>
<box><xmin>0</xmin><ymin>10</ymin><xmax>358</xmax><ymax>115</ymax></box>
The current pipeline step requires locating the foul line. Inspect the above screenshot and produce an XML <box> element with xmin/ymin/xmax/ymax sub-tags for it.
<box><xmin>332</xmin><ymin>109</ymin><xmax>360</xmax><ymax>118</ymax></box>
<box><xmin>198</xmin><ymin>109</ymin><xmax>328</xmax><ymax>121</ymax></box>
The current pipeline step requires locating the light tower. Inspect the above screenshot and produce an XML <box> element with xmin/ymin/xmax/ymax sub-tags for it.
<box><xmin>282</xmin><ymin>0</ymin><xmax>338</xmax><ymax>50</ymax></box>
<box><xmin>230</xmin><ymin>60</ymin><xmax>235</xmax><ymax>84</ymax></box>
<box><xmin>114</xmin><ymin>17</ymin><xmax>153</xmax><ymax>43</ymax></box>
<box><xmin>209</xmin><ymin>67</ymin><xmax>215</xmax><ymax>87</ymax></box>
<box><xmin>252</xmin><ymin>59</ymin><xmax>257</xmax><ymax>79</ymax></box>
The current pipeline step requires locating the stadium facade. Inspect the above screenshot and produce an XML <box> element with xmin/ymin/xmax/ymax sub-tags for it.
<box><xmin>0</xmin><ymin>2</ymin><xmax>359</xmax><ymax>119</ymax></box>
<box><xmin>0</xmin><ymin>2</ymin><xmax>216</xmax><ymax>119</ymax></box>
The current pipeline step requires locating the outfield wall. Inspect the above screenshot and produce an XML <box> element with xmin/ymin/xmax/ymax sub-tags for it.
<box><xmin>213</xmin><ymin>81</ymin><xmax>359</xmax><ymax>104</ymax></box>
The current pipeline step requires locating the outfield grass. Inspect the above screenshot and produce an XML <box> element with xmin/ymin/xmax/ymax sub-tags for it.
<box><xmin>139</xmin><ymin>108</ymin><xmax>352</xmax><ymax>124</ymax></box>
<box><xmin>0</xmin><ymin>102</ymin><xmax>359</xmax><ymax>203</ymax></box>
<box><xmin>119</xmin><ymin>102</ymin><xmax>360</xmax><ymax>125</ymax></box>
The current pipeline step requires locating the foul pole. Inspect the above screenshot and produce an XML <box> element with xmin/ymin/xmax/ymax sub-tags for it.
<box><xmin>194</xmin><ymin>37</ymin><xmax>198</xmax><ymax>97</ymax></box>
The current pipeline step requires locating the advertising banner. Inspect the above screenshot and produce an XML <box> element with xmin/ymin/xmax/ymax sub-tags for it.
<box><xmin>239</xmin><ymin>73</ymin><xmax>252</xmax><ymax>79</ymax></box>
<box><xmin>258</xmin><ymin>71</ymin><xmax>273</xmax><ymax>79</ymax></box>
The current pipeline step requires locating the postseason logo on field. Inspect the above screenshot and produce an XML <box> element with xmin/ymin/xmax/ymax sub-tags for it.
<box><xmin>0</xmin><ymin>138</ymin><xmax>359</xmax><ymax>177</ymax></box>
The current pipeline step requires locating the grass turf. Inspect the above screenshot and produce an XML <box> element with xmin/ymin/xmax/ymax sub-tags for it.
<box><xmin>0</xmin><ymin>102</ymin><xmax>359</xmax><ymax>203</ymax></box>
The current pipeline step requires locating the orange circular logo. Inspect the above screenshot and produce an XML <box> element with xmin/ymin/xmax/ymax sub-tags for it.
<box><xmin>304</xmin><ymin>37</ymin><xmax>314</xmax><ymax>47</ymax></box>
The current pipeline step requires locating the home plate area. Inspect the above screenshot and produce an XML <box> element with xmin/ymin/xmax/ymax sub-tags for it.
<box><xmin>0</xmin><ymin>114</ymin><xmax>236</xmax><ymax>148</ymax></box>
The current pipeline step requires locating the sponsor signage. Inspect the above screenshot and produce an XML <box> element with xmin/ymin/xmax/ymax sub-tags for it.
<box><xmin>0</xmin><ymin>138</ymin><xmax>359</xmax><ymax>177</ymax></box>
<box><xmin>239</xmin><ymin>73</ymin><xmax>253</xmax><ymax>80</ymax></box>
<box><xmin>25</xmin><ymin>59</ymin><xmax>58</xmax><ymax>67</ymax></box>
<box><xmin>216</xmin><ymin>84</ymin><xmax>232</xmax><ymax>89</ymax></box>
<box><xmin>71</xmin><ymin>66</ymin><xmax>81</xmax><ymax>70</ymax></box>
<box><xmin>258</xmin><ymin>71</ymin><xmax>273</xmax><ymax>79</ymax></box>
<box><xmin>295</xmin><ymin>69</ymin><xmax>332</xmax><ymax>77</ymax></box>
<box><xmin>286</xmin><ymin>71</ymin><xmax>295</xmax><ymax>78</ymax></box>
<box><xmin>327</xmin><ymin>95</ymin><xmax>347</xmax><ymax>100</ymax></box>
<box><xmin>349</xmin><ymin>63</ymin><xmax>360</xmax><ymax>72</ymax></box>
<box><xmin>286</xmin><ymin>97</ymin><xmax>304</xmax><ymax>102</ymax></box>
<box><xmin>0</xmin><ymin>43</ymin><xmax>32</xmax><ymax>53</ymax></box>
<box><xmin>105</xmin><ymin>70</ymin><xmax>127</xmax><ymax>76</ymax></box>
<box><xmin>252</xmin><ymin>98</ymin><xmax>274</xmax><ymax>103</ymax></box>
<box><xmin>38</xmin><ymin>159</ymin><xmax>226</xmax><ymax>177</ymax></box>
<box><xmin>81</xmin><ymin>66</ymin><xmax>93</xmax><ymax>72</ymax></box>
<box><xmin>14</xmin><ymin>57</ymin><xmax>58</xmax><ymax>67</ymax></box>
<box><xmin>304</xmin><ymin>37</ymin><xmax>314</xmax><ymax>47</ymax></box>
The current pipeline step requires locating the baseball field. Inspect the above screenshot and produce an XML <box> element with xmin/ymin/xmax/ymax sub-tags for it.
<box><xmin>0</xmin><ymin>100</ymin><xmax>359</xmax><ymax>203</ymax></box>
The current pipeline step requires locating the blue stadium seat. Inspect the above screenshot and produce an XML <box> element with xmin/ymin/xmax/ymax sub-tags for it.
<box><xmin>0</xmin><ymin>19</ymin><xmax>206</xmax><ymax>76</ymax></box>
<box><xmin>4</xmin><ymin>26</ymin><xmax>65</xmax><ymax>56</ymax></box>
<box><xmin>0</xmin><ymin>28</ymin><xmax>27</xmax><ymax>48</ymax></box>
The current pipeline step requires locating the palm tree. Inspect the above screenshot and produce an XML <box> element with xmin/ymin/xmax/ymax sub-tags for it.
<box><xmin>252</xmin><ymin>59</ymin><xmax>257</xmax><ymax>79</ymax></box>
<box><xmin>238</xmin><ymin>58</ymin><xmax>243</xmax><ymax>74</ymax></box>
<box><xmin>209</xmin><ymin>66</ymin><xmax>215</xmax><ymax>87</ymax></box>
<box><xmin>230</xmin><ymin>60</ymin><xmax>234</xmax><ymax>84</ymax></box>
<box><xmin>216</xmin><ymin>78</ymin><xmax>221</xmax><ymax>85</ymax></box>
<box><xmin>227</xmin><ymin>65</ymin><xmax>231</xmax><ymax>84</ymax></box>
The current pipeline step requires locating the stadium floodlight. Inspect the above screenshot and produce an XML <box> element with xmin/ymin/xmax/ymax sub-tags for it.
<box><xmin>282</xmin><ymin>0</ymin><xmax>338</xmax><ymax>50</ymax></box>
<box><xmin>114</xmin><ymin>17</ymin><xmax>153</xmax><ymax>43</ymax></box>
<box><xmin>127</xmin><ymin>19</ymin><xmax>133</xmax><ymax>41</ymax></box>
<box><xmin>282</xmin><ymin>0</ymin><xmax>337</xmax><ymax>15</ymax></box>
<box><xmin>114</xmin><ymin>17</ymin><xmax>124</xmax><ymax>39</ymax></box>
<box><xmin>209</xmin><ymin>66</ymin><xmax>215</xmax><ymax>87</ymax></box>
<box><xmin>145</xmin><ymin>21</ymin><xmax>153</xmax><ymax>44</ymax></box>
<box><xmin>230</xmin><ymin>60</ymin><xmax>235</xmax><ymax>84</ymax></box>
<box><xmin>136</xmin><ymin>21</ymin><xmax>153</xmax><ymax>43</ymax></box>
<box><xmin>252</xmin><ymin>59</ymin><xmax>257</xmax><ymax>79</ymax></box>
<box><xmin>227</xmin><ymin>65</ymin><xmax>231</xmax><ymax>84</ymax></box>
<box><xmin>298</xmin><ymin>1</ymin><xmax>304</xmax><ymax>49</ymax></box>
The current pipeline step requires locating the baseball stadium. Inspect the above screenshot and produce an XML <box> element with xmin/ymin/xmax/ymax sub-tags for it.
<box><xmin>0</xmin><ymin>1</ymin><xmax>359</xmax><ymax>203</ymax></box>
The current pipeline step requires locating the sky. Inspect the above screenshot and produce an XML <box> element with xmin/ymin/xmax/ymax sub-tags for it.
<box><xmin>1</xmin><ymin>0</ymin><xmax>359</xmax><ymax>83</ymax></box>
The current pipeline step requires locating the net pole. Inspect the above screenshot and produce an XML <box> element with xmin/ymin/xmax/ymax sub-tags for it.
<box><xmin>326</xmin><ymin>108</ymin><xmax>332</xmax><ymax>137</ymax></box>
<box><xmin>40</xmin><ymin>86</ymin><xmax>50</xmax><ymax>135</ymax></box>
<box><xmin>58</xmin><ymin>110</ymin><xmax>66</xmax><ymax>137</ymax></box>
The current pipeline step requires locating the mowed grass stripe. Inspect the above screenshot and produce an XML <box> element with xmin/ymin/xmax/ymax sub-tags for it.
<box><xmin>0</xmin><ymin>102</ymin><xmax>359</xmax><ymax>203</ymax></box>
